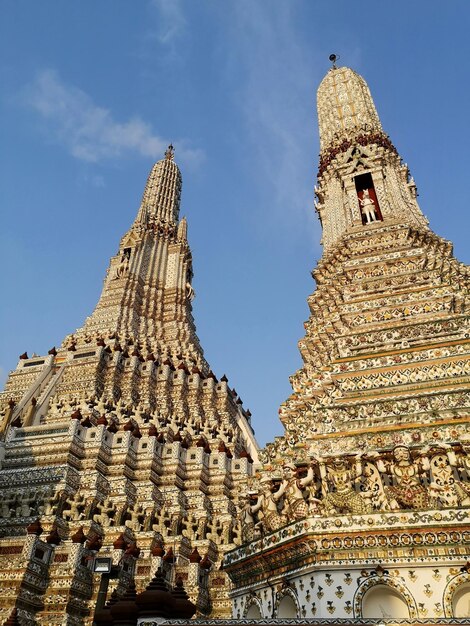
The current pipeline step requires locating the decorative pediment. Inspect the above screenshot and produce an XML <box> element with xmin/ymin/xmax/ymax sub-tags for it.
<box><xmin>120</xmin><ymin>229</ymin><xmax>140</xmax><ymax>249</ymax></box>
<box><xmin>343</xmin><ymin>146</ymin><xmax>373</xmax><ymax>175</ymax></box>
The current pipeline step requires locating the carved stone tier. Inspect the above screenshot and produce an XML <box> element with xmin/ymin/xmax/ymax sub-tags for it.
<box><xmin>261</xmin><ymin>221</ymin><xmax>469</xmax><ymax>464</ymax></box>
<box><xmin>225</xmin><ymin>509</ymin><xmax>470</xmax><ymax>620</ymax></box>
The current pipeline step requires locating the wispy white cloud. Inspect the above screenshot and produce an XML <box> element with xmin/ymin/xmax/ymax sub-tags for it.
<box><xmin>219</xmin><ymin>1</ymin><xmax>322</xmax><ymax>240</ymax></box>
<box><xmin>23</xmin><ymin>69</ymin><xmax>202</xmax><ymax>165</ymax></box>
<box><xmin>150</xmin><ymin>0</ymin><xmax>186</xmax><ymax>45</ymax></box>
<box><xmin>78</xmin><ymin>172</ymin><xmax>106</xmax><ymax>189</ymax></box>
<box><xmin>138</xmin><ymin>0</ymin><xmax>187</xmax><ymax>67</ymax></box>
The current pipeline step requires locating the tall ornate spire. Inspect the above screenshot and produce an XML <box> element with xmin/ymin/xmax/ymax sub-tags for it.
<box><xmin>77</xmin><ymin>147</ymin><xmax>204</xmax><ymax>366</ymax></box>
<box><xmin>317</xmin><ymin>65</ymin><xmax>382</xmax><ymax>152</ymax></box>
<box><xmin>136</xmin><ymin>144</ymin><xmax>182</xmax><ymax>226</ymax></box>
<box><xmin>0</xmin><ymin>142</ymin><xmax>258</xmax><ymax>623</ymax></box>
<box><xmin>314</xmin><ymin>64</ymin><xmax>428</xmax><ymax>251</ymax></box>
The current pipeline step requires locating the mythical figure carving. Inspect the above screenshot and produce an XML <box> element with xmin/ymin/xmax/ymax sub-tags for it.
<box><xmin>236</xmin><ymin>493</ymin><xmax>257</xmax><ymax>544</ymax></box>
<box><xmin>125</xmin><ymin>503</ymin><xmax>144</xmax><ymax>531</ymax></box>
<box><xmin>317</xmin><ymin>454</ymin><xmax>372</xmax><ymax>515</ymax></box>
<box><xmin>42</xmin><ymin>489</ymin><xmax>64</xmax><ymax>516</ymax></box>
<box><xmin>93</xmin><ymin>497</ymin><xmax>116</xmax><ymax>527</ymax></box>
<box><xmin>276</xmin><ymin>463</ymin><xmax>315</xmax><ymax>521</ymax></box>
<box><xmin>0</xmin><ymin>493</ymin><xmax>17</xmax><ymax>518</ymax></box>
<box><xmin>376</xmin><ymin>445</ymin><xmax>430</xmax><ymax>510</ymax></box>
<box><xmin>251</xmin><ymin>476</ymin><xmax>286</xmax><ymax>533</ymax></box>
<box><xmin>63</xmin><ymin>493</ymin><xmax>86</xmax><ymax>521</ymax></box>
<box><xmin>429</xmin><ymin>446</ymin><xmax>470</xmax><ymax>507</ymax></box>
<box><xmin>360</xmin><ymin>460</ymin><xmax>389</xmax><ymax>511</ymax></box>
<box><xmin>16</xmin><ymin>500</ymin><xmax>32</xmax><ymax>518</ymax></box>
<box><xmin>196</xmin><ymin>515</ymin><xmax>208</xmax><ymax>540</ymax></box>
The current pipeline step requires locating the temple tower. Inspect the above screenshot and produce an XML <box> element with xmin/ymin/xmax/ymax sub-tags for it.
<box><xmin>315</xmin><ymin>65</ymin><xmax>427</xmax><ymax>250</ymax></box>
<box><xmin>0</xmin><ymin>148</ymin><xmax>258</xmax><ymax>624</ymax></box>
<box><xmin>81</xmin><ymin>145</ymin><xmax>202</xmax><ymax>362</ymax></box>
<box><xmin>225</xmin><ymin>63</ymin><xmax>470</xmax><ymax>621</ymax></box>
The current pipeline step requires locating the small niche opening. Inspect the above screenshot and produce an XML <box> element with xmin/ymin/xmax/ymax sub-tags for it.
<box><xmin>355</xmin><ymin>173</ymin><xmax>383</xmax><ymax>224</ymax></box>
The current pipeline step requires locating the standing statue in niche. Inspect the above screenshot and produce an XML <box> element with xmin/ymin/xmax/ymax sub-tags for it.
<box><xmin>114</xmin><ymin>252</ymin><xmax>130</xmax><ymax>279</ymax></box>
<box><xmin>360</xmin><ymin>188</ymin><xmax>378</xmax><ymax>224</ymax></box>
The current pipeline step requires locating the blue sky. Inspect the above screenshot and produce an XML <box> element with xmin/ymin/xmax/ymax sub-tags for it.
<box><xmin>1</xmin><ymin>1</ymin><xmax>469</xmax><ymax>446</ymax></box>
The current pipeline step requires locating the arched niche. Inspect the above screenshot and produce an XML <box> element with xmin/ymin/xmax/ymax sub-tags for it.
<box><xmin>243</xmin><ymin>595</ymin><xmax>263</xmax><ymax>619</ymax></box>
<box><xmin>277</xmin><ymin>594</ymin><xmax>298</xmax><ymax>618</ymax></box>
<box><xmin>245</xmin><ymin>604</ymin><xmax>262</xmax><ymax>619</ymax></box>
<box><xmin>452</xmin><ymin>583</ymin><xmax>470</xmax><ymax>617</ymax></box>
<box><xmin>362</xmin><ymin>585</ymin><xmax>410</xmax><ymax>619</ymax></box>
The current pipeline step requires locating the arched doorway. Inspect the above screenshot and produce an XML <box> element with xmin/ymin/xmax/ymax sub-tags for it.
<box><xmin>453</xmin><ymin>583</ymin><xmax>470</xmax><ymax>617</ymax></box>
<box><xmin>277</xmin><ymin>594</ymin><xmax>298</xmax><ymax>618</ymax></box>
<box><xmin>362</xmin><ymin>585</ymin><xmax>410</xmax><ymax>619</ymax></box>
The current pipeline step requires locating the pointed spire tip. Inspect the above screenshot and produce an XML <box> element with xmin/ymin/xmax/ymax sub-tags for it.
<box><xmin>329</xmin><ymin>53</ymin><xmax>339</xmax><ymax>69</ymax></box>
<box><xmin>165</xmin><ymin>144</ymin><xmax>175</xmax><ymax>160</ymax></box>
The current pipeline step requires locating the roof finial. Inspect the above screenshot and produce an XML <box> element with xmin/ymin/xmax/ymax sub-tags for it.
<box><xmin>165</xmin><ymin>144</ymin><xmax>175</xmax><ymax>160</ymax></box>
<box><xmin>329</xmin><ymin>53</ymin><xmax>339</xmax><ymax>69</ymax></box>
